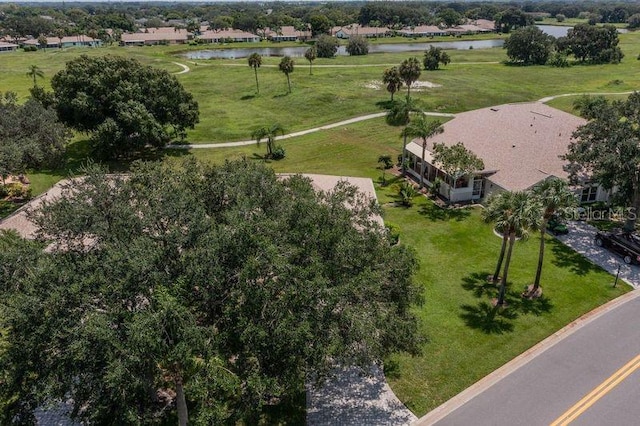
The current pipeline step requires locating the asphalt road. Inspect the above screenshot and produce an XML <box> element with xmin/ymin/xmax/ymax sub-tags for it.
<box><xmin>430</xmin><ymin>293</ymin><xmax>640</xmax><ymax>426</ymax></box>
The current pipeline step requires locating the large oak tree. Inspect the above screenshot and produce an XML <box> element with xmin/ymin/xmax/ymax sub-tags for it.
<box><xmin>51</xmin><ymin>55</ymin><xmax>199</xmax><ymax>159</ymax></box>
<box><xmin>0</xmin><ymin>159</ymin><xmax>422</xmax><ymax>424</ymax></box>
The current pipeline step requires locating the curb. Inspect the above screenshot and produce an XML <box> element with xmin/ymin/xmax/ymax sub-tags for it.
<box><xmin>412</xmin><ymin>289</ymin><xmax>640</xmax><ymax>425</ymax></box>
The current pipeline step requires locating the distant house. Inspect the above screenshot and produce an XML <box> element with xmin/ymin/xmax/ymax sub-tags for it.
<box><xmin>447</xmin><ymin>24</ymin><xmax>492</xmax><ymax>36</ymax></box>
<box><xmin>405</xmin><ymin>103</ymin><xmax>608</xmax><ymax>203</ymax></box>
<box><xmin>121</xmin><ymin>28</ymin><xmax>189</xmax><ymax>45</ymax></box>
<box><xmin>398</xmin><ymin>25</ymin><xmax>447</xmax><ymax>37</ymax></box>
<box><xmin>199</xmin><ymin>29</ymin><xmax>260</xmax><ymax>43</ymax></box>
<box><xmin>264</xmin><ymin>26</ymin><xmax>311</xmax><ymax>42</ymax></box>
<box><xmin>23</xmin><ymin>36</ymin><xmax>101</xmax><ymax>49</ymax></box>
<box><xmin>332</xmin><ymin>24</ymin><xmax>390</xmax><ymax>39</ymax></box>
<box><xmin>473</xmin><ymin>19</ymin><xmax>497</xmax><ymax>32</ymax></box>
<box><xmin>0</xmin><ymin>41</ymin><xmax>18</xmax><ymax>52</ymax></box>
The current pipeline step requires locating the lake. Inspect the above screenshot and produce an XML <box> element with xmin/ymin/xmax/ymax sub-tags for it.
<box><xmin>183</xmin><ymin>39</ymin><xmax>505</xmax><ymax>60</ymax></box>
<box><xmin>537</xmin><ymin>24</ymin><xmax>628</xmax><ymax>38</ymax></box>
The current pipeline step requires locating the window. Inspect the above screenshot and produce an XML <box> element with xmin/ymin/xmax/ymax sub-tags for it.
<box><xmin>580</xmin><ymin>186</ymin><xmax>598</xmax><ymax>203</ymax></box>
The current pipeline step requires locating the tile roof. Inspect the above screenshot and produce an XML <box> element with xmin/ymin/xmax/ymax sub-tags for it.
<box><xmin>408</xmin><ymin>103</ymin><xmax>587</xmax><ymax>191</ymax></box>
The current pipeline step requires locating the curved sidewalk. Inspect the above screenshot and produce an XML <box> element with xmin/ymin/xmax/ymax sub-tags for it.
<box><xmin>167</xmin><ymin>111</ymin><xmax>455</xmax><ymax>149</ymax></box>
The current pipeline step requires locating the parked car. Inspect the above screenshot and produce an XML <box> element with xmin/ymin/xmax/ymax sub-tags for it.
<box><xmin>547</xmin><ymin>215</ymin><xmax>568</xmax><ymax>235</ymax></box>
<box><xmin>594</xmin><ymin>229</ymin><xmax>640</xmax><ymax>264</ymax></box>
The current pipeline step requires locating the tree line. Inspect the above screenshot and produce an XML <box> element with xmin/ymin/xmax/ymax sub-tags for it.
<box><xmin>3</xmin><ymin>1</ymin><xmax>640</xmax><ymax>43</ymax></box>
<box><xmin>504</xmin><ymin>23</ymin><xmax>624</xmax><ymax>65</ymax></box>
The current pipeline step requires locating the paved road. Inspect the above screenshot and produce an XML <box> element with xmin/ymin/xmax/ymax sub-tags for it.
<box><xmin>416</xmin><ymin>291</ymin><xmax>640</xmax><ymax>426</ymax></box>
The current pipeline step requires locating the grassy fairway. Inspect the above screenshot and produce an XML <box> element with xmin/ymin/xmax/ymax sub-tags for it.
<box><xmin>2</xmin><ymin>31</ymin><xmax>639</xmax><ymax>144</ymax></box>
<box><xmin>378</xmin><ymin>189</ymin><xmax>629</xmax><ymax>416</ymax></box>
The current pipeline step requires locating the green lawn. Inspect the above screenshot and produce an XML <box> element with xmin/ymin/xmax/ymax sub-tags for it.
<box><xmin>378</xmin><ymin>189</ymin><xmax>629</xmax><ymax>416</ymax></box>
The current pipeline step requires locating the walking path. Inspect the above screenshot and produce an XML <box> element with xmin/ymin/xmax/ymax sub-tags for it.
<box><xmin>538</xmin><ymin>91</ymin><xmax>636</xmax><ymax>103</ymax></box>
<box><xmin>167</xmin><ymin>111</ymin><xmax>455</xmax><ymax>149</ymax></box>
<box><xmin>172</xmin><ymin>61</ymin><xmax>190</xmax><ymax>74</ymax></box>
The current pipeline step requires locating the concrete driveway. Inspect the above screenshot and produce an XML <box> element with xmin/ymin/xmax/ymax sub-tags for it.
<box><xmin>555</xmin><ymin>221</ymin><xmax>640</xmax><ymax>288</ymax></box>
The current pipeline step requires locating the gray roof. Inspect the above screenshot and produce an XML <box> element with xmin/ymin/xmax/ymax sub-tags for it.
<box><xmin>408</xmin><ymin>102</ymin><xmax>587</xmax><ymax>191</ymax></box>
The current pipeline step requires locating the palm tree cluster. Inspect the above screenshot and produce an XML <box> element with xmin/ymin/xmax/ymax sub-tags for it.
<box><xmin>482</xmin><ymin>179</ymin><xmax>577</xmax><ymax>306</ymax></box>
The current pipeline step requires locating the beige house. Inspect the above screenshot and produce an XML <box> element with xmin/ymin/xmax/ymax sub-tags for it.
<box><xmin>332</xmin><ymin>24</ymin><xmax>390</xmax><ymax>39</ymax></box>
<box><xmin>0</xmin><ymin>41</ymin><xmax>18</xmax><ymax>52</ymax></box>
<box><xmin>121</xmin><ymin>28</ymin><xmax>189</xmax><ymax>45</ymax></box>
<box><xmin>265</xmin><ymin>26</ymin><xmax>311</xmax><ymax>41</ymax></box>
<box><xmin>405</xmin><ymin>103</ymin><xmax>609</xmax><ymax>203</ymax></box>
<box><xmin>398</xmin><ymin>25</ymin><xmax>447</xmax><ymax>37</ymax></box>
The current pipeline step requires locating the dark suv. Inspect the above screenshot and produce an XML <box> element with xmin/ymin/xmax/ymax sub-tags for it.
<box><xmin>594</xmin><ymin>229</ymin><xmax>640</xmax><ymax>264</ymax></box>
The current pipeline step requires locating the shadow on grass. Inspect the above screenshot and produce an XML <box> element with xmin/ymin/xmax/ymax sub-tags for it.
<box><xmin>461</xmin><ymin>271</ymin><xmax>497</xmax><ymax>298</ymax></box>
<box><xmin>460</xmin><ymin>301</ymin><xmax>517</xmax><ymax>334</ymax></box>
<box><xmin>549</xmin><ymin>238</ymin><xmax>601</xmax><ymax>276</ymax></box>
<box><xmin>459</xmin><ymin>272</ymin><xmax>554</xmax><ymax>334</ymax></box>
<box><xmin>418</xmin><ymin>202</ymin><xmax>470</xmax><ymax>221</ymax></box>
<box><xmin>241</xmin><ymin>94</ymin><xmax>256</xmax><ymax>100</ymax></box>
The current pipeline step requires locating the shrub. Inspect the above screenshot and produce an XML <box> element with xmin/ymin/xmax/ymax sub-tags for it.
<box><xmin>6</xmin><ymin>183</ymin><xmax>31</xmax><ymax>199</ymax></box>
<box><xmin>0</xmin><ymin>185</ymin><xmax>8</xmax><ymax>198</ymax></box>
<box><xmin>23</xmin><ymin>45</ymin><xmax>38</xmax><ymax>52</ymax></box>
<box><xmin>556</xmin><ymin>14</ymin><xmax>566</xmax><ymax>22</ymax></box>
<box><xmin>547</xmin><ymin>52</ymin><xmax>570</xmax><ymax>67</ymax></box>
<box><xmin>397</xmin><ymin>181</ymin><xmax>418</xmax><ymax>206</ymax></box>
<box><xmin>386</xmin><ymin>223</ymin><xmax>401</xmax><ymax>245</ymax></box>
<box><xmin>315</xmin><ymin>34</ymin><xmax>339</xmax><ymax>58</ymax></box>
<box><xmin>271</xmin><ymin>146</ymin><xmax>286</xmax><ymax>160</ymax></box>
<box><xmin>346</xmin><ymin>35</ymin><xmax>369</xmax><ymax>56</ymax></box>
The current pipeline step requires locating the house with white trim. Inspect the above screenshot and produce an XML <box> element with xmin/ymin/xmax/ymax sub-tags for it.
<box><xmin>23</xmin><ymin>36</ymin><xmax>101</xmax><ymax>49</ymax></box>
<box><xmin>405</xmin><ymin>103</ymin><xmax>609</xmax><ymax>203</ymax></box>
<box><xmin>199</xmin><ymin>29</ymin><xmax>260</xmax><ymax>43</ymax></box>
<box><xmin>0</xmin><ymin>41</ymin><xmax>18</xmax><ymax>52</ymax></box>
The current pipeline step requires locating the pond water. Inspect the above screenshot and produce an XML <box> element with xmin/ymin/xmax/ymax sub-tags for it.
<box><xmin>183</xmin><ymin>39</ymin><xmax>505</xmax><ymax>60</ymax></box>
<box><xmin>537</xmin><ymin>24</ymin><xmax>628</xmax><ymax>38</ymax></box>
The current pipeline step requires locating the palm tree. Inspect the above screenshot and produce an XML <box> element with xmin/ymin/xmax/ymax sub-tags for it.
<box><xmin>251</xmin><ymin>124</ymin><xmax>285</xmax><ymax>158</ymax></box>
<box><xmin>483</xmin><ymin>192</ymin><xmax>512</xmax><ymax>283</ymax></box>
<box><xmin>398</xmin><ymin>57</ymin><xmax>421</xmax><ymax>99</ymax></box>
<box><xmin>247</xmin><ymin>53</ymin><xmax>262</xmax><ymax>94</ymax></box>
<box><xmin>26</xmin><ymin>65</ymin><xmax>44</xmax><ymax>87</ymax></box>
<box><xmin>382</xmin><ymin>67</ymin><xmax>403</xmax><ymax>102</ymax></box>
<box><xmin>483</xmin><ymin>191</ymin><xmax>540</xmax><ymax>306</ymax></box>
<box><xmin>278</xmin><ymin>56</ymin><xmax>295</xmax><ymax>93</ymax></box>
<box><xmin>386</xmin><ymin>97</ymin><xmax>419</xmax><ymax>176</ymax></box>
<box><xmin>527</xmin><ymin>179</ymin><xmax>577</xmax><ymax>297</ymax></box>
<box><xmin>401</xmin><ymin>115</ymin><xmax>443</xmax><ymax>188</ymax></box>
<box><xmin>304</xmin><ymin>46</ymin><xmax>317</xmax><ymax>75</ymax></box>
